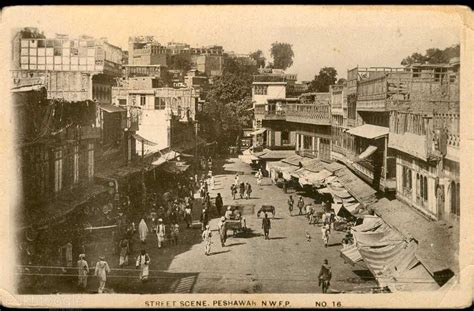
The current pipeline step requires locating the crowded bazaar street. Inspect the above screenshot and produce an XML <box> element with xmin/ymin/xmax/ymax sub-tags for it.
<box><xmin>17</xmin><ymin>157</ymin><xmax>377</xmax><ymax>294</ymax></box>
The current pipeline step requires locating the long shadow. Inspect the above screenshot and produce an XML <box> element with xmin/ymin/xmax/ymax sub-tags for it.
<box><xmin>238</xmin><ymin>230</ymin><xmax>263</xmax><ymax>239</ymax></box>
<box><xmin>269</xmin><ymin>237</ymin><xmax>287</xmax><ymax>240</ymax></box>
<box><xmin>226</xmin><ymin>242</ymin><xmax>246</xmax><ymax>247</ymax></box>
<box><xmin>209</xmin><ymin>250</ymin><xmax>230</xmax><ymax>256</ymax></box>
<box><xmin>327</xmin><ymin>242</ymin><xmax>342</xmax><ymax>247</ymax></box>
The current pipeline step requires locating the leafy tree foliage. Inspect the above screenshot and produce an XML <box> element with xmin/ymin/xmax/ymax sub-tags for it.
<box><xmin>401</xmin><ymin>44</ymin><xmax>460</xmax><ymax>66</ymax></box>
<box><xmin>19</xmin><ymin>28</ymin><xmax>45</xmax><ymax>39</ymax></box>
<box><xmin>249</xmin><ymin>50</ymin><xmax>266</xmax><ymax>68</ymax></box>
<box><xmin>200</xmin><ymin>58</ymin><xmax>257</xmax><ymax>151</ymax></box>
<box><xmin>309</xmin><ymin>67</ymin><xmax>338</xmax><ymax>92</ymax></box>
<box><xmin>168</xmin><ymin>53</ymin><xmax>192</xmax><ymax>71</ymax></box>
<box><xmin>270</xmin><ymin>42</ymin><xmax>294</xmax><ymax>70</ymax></box>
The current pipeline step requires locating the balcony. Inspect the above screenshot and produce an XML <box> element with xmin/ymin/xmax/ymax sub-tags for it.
<box><xmin>286</xmin><ymin>103</ymin><xmax>331</xmax><ymax>125</ymax></box>
<box><xmin>254</xmin><ymin>104</ymin><xmax>286</xmax><ymax>121</ymax></box>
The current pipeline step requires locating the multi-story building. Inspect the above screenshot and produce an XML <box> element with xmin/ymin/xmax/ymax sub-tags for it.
<box><xmin>128</xmin><ymin>36</ymin><xmax>168</xmax><ymax>66</ymax></box>
<box><xmin>12</xmin><ymin>31</ymin><xmax>123</xmax><ymax>104</ymax></box>
<box><xmin>387</xmin><ymin>60</ymin><xmax>460</xmax><ymax>223</ymax></box>
<box><xmin>112</xmin><ymin>86</ymin><xmax>198</xmax><ymax>159</ymax></box>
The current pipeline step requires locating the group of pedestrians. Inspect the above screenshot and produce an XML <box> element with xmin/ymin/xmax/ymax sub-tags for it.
<box><xmin>230</xmin><ymin>174</ymin><xmax>253</xmax><ymax>200</ymax></box>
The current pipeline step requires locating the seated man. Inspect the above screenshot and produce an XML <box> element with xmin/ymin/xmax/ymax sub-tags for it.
<box><xmin>224</xmin><ymin>207</ymin><xmax>233</xmax><ymax>220</ymax></box>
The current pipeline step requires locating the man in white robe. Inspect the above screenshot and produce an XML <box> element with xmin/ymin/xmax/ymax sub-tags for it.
<box><xmin>94</xmin><ymin>256</ymin><xmax>111</xmax><ymax>293</ymax></box>
<box><xmin>136</xmin><ymin>249</ymin><xmax>151</xmax><ymax>281</ymax></box>
<box><xmin>138</xmin><ymin>218</ymin><xmax>149</xmax><ymax>243</ymax></box>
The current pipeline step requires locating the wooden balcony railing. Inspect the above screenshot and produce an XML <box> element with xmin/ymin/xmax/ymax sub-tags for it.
<box><xmin>286</xmin><ymin>103</ymin><xmax>331</xmax><ymax>125</ymax></box>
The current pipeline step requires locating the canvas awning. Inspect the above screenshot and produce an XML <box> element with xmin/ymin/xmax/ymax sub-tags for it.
<box><xmin>258</xmin><ymin>150</ymin><xmax>297</xmax><ymax>160</ymax></box>
<box><xmin>159</xmin><ymin>161</ymin><xmax>190</xmax><ymax>174</ymax></box>
<box><xmin>346</xmin><ymin>124</ymin><xmax>389</xmax><ymax>140</ymax></box>
<box><xmin>340</xmin><ymin>243</ymin><xmax>363</xmax><ymax>265</ymax></box>
<box><xmin>99</xmin><ymin>104</ymin><xmax>126</xmax><ymax>113</ymax></box>
<box><xmin>282</xmin><ymin>154</ymin><xmax>305</xmax><ymax>166</ymax></box>
<box><xmin>357</xmin><ymin>145</ymin><xmax>378</xmax><ymax>161</ymax></box>
<box><xmin>250</xmin><ymin>128</ymin><xmax>267</xmax><ymax>135</ymax></box>
<box><xmin>132</xmin><ymin>133</ymin><xmax>158</xmax><ymax>146</ymax></box>
<box><xmin>351</xmin><ymin>216</ymin><xmax>385</xmax><ymax>232</ymax></box>
<box><xmin>334</xmin><ymin>167</ymin><xmax>378</xmax><ymax>205</ymax></box>
<box><xmin>353</xmin><ymin>228</ymin><xmax>405</xmax><ymax>248</ymax></box>
<box><xmin>152</xmin><ymin>150</ymin><xmax>181</xmax><ymax>166</ymax></box>
<box><xmin>370</xmin><ymin>198</ymin><xmax>459</xmax><ymax>276</ymax></box>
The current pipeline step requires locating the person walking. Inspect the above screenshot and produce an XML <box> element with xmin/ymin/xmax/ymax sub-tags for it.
<box><xmin>297</xmin><ymin>196</ymin><xmax>305</xmax><ymax>215</ymax></box>
<box><xmin>210</xmin><ymin>175</ymin><xmax>215</xmax><ymax>190</ymax></box>
<box><xmin>170</xmin><ymin>223</ymin><xmax>180</xmax><ymax>245</ymax></box>
<box><xmin>318</xmin><ymin>259</ymin><xmax>332</xmax><ymax>293</ymax></box>
<box><xmin>262</xmin><ymin>213</ymin><xmax>271</xmax><ymax>240</ymax></box>
<box><xmin>215</xmin><ymin>193</ymin><xmax>223</xmax><ymax>216</ymax></box>
<box><xmin>234</xmin><ymin>173</ymin><xmax>240</xmax><ymax>186</ymax></box>
<box><xmin>94</xmin><ymin>256</ymin><xmax>111</xmax><ymax>294</ymax></box>
<box><xmin>239</xmin><ymin>182</ymin><xmax>245</xmax><ymax>199</ymax></box>
<box><xmin>156</xmin><ymin>219</ymin><xmax>166</xmax><ymax>248</ymax></box>
<box><xmin>135</xmin><ymin>249</ymin><xmax>151</xmax><ymax>282</ymax></box>
<box><xmin>321</xmin><ymin>224</ymin><xmax>330</xmax><ymax>248</ymax></box>
<box><xmin>138</xmin><ymin>218</ymin><xmax>149</xmax><ymax>244</ymax></box>
<box><xmin>288</xmin><ymin>195</ymin><xmax>294</xmax><ymax>216</ymax></box>
<box><xmin>231</xmin><ymin>184</ymin><xmax>237</xmax><ymax>200</ymax></box>
<box><xmin>217</xmin><ymin>216</ymin><xmax>227</xmax><ymax>247</ymax></box>
<box><xmin>202</xmin><ymin>225</ymin><xmax>213</xmax><ymax>255</ymax></box>
<box><xmin>200</xmin><ymin>208</ymin><xmax>209</xmax><ymax>231</ymax></box>
<box><xmin>184</xmin><ymin>202</ymin><xmax>193</xmax><ymax>228</ymax></box>
<box><xmin>256</xmin><ymin>169</ymin><xmax>263</xmax><ymax>186</ymax></box>
<box><xmin>119</xmin><ymin>238</ymin><xmax>129</xmax><ymax>268</ymax></box>
<box><xmin>245</xmin><ymin>182</ymin><xmax>252</xmax><ymax>199</ymax></box>
<box><xmin>77</xmin><ymin>254</ymin><xmax>89</xmax><ymax>291</ymax></box>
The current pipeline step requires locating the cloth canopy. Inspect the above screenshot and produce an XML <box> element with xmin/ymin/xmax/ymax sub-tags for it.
<box><xmin>250</xmin><ymin>128</ymin><xmax>267</xmax><ymax>135</ymax></box>
<box><xmin>340</xmin><ymin>244</ymin><xmax>363</xmax><ymax>265</ymax></box>
<box><xmin>351</xmin><ymin>216</ymin><xmax>384</xmax><ymax>232</ymax></box>
<box><xmin>346</xmin><ymin>124</ymin><xmax>389</xmax><ymax>140</ymax></box>
<box><xmin>159</xmin><ymin>161</ymin><xmax>190</xmax><ymax>174</ymax></box>
<box><xmin>152</xmin><ymin>150</ymin><xmax>181</xmax><ymax>166</ymax></box>
<box><xmin>357</xmin><ymin>145</ymin><xmax>378</xmax><ymax>161</ymax></box>
<box><xmin>133</xmin><ymin>133</ymin><xmax>158</xmax><ymax>146</ymax></box>
<box><xmin>99</xmin><ymin>104</ymin><xmax>126</xmax><ymax>113</ymax></box>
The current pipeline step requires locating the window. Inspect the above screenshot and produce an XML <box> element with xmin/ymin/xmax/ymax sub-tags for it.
<box><xmin>140</xmin><ymin>95</ymin><xmax>146</xmax><ymax>106</ymax></box>
<box><xmin>254</xmin><ymin>85</ymin><xmax>268</xmax><ymax>95</ymax></box>
<box><xmin>118</xmin><ymin>99</ymin><xmax>126</xmax><ymax>106</ymax></box>
<box><xmin>73</xmin><ymin>145</ymin><xmax>79</xmax><ymax>184</ymax></box>
<box><xmin>402</xmin><ymin>166</ymin><xmax>412</xmax><ymax>192</ymax></box>
<box><xmin>450</xmin><ymin>182</ymin><xmax>460</xmax><ymax>217</ymax></box>
<box><xmin>154</xmin><ymin>97</ymin><xmax>166</xmax><ymax>110</ymax></box>
<box><xmin>87</xmin><ymin>143</ymin><xmax>94</xmax><ymax>180</ymax></box>
<box><xmin>281</xmin><ymin>131</ymin><xmax>290</xmax><ymax>145</ymax></box>
<box><xmin>423</xmin><ymin>176</ymin><xmax>428</xmax><ymax>201</ymax></box>
<box><xmin>54</xmin><ymin>148</ymin><xmax>63</xmax><ymax>193</ymax></box>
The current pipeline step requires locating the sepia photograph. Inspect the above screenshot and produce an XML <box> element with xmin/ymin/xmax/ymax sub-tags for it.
<box><xmin>1</xmin><ymin>5</ymin><xmax>472</xmax><ymax>308</ymax></box>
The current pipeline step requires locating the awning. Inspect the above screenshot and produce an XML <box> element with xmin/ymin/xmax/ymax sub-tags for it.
<box><xmin>340</xmin><ymin>243</ymin><xmax>363</xmax><ymax>265</ymax></box>
<box><xmin>152</xmin><ymin>150</ymin><xmax>181</xmax><ymax>166</ymax></box>
<box><xmin>258</xmin><ymin>150</ymin><xmax>297</xmax><ymax>160</ymax></box>
<box><xmin>159</xmin><ymin>161</ymin><xmax>190</xmax><ymax>174</ymax></box>
<box><xmin>346</xmin><ymin>124</ymin><xmax>389</xmax><ymax>140</ymax></box>
<box><xmin>353</xmin><ymin>228</ymin><xmax>405</xmax><ymax>247</ymax></box>
<box><xmin>351</xmin><ymin>216</ymin><xmax>385</xmax><ymax>232</ymax></box>
<box><xmin>282</xmin><ymin>155</ymin><xmax>305</xmax><ymax>166</ymax></box>
<box><xmin>99</xmin><ymin>104</ymin><xmax>126</xmax><ymax>113</ymax></box>
<box><xmin>307</xmin><ymin>169</ymin><xmax>333</xmax><ymax>185</ymax></box>
<box><xmin>357</xmin><ymin>145</ymin><xmax>378</xmax><ymax>161</ymax></box>
<box><xmin>132</xmin><ymin>133</ymin><xmax>158</xmax><ymax>146</ymax></box>
<box><xmin>334</xmin><ymin>167</ymin><xmax>378</xmax><ymax>205</ymax></box>
<box><xmin>371</xmin><ymin>198</ymin><xmax>459</xmax><ymax>276</ymax></box>
<box><xmin>250</xmin><ymin>128</ymin><xmax>267</xmax><ymax>135</ymax></box>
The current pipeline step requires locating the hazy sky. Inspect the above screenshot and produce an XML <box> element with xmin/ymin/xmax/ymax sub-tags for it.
<box><xmin>4</xmin><ymin>6</ymin><xmax>463</xmax><ymax>81</ymax></box>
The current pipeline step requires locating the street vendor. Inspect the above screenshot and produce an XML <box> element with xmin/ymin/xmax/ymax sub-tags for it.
<box><xmin>224</xmin><ymin>206</ymin><xmax>233</xmax><ymax>220</ymax></box>
<box><xmin>217</xmin><ymin>216</ymin><xmax>227</xmax><ymax>247</ymax></box>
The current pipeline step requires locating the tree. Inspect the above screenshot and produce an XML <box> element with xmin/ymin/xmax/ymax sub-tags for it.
<box><xmin>201</xmin><ymin>58</ymin><xmax>257</xmax><ymax>151</ymax></box>
<box><xmin>168</xmin><ymin>53</ymin><xmax>192</xmax><ymax>71</ymax></box>
<box><xmin>249</xmin><ymin>50</ymin><xmax>266</xmax><ymax>68</ymax></box>
<box><xmin>336</xmin><ymin>78</ymin><xmax>347</xmax><ymax>85</ymax></box>
<box><xmin>401</xmin><ymin>44</ymin><xmax>460</xmax><ymax>66</ymax></box>
<box><xmin>270</xmin><ymin>42</ymin><xmax>294</xmax><ymax>70</ymax></box>
<box><xmin>19</xmin><ymin>27</ymin><xmax>45</xmax><ymax>39</ymax></box>
<box><xmin>309</xmin><ymin>67</ymin><xmax>338</xmax><ymax>92</ymax></box>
